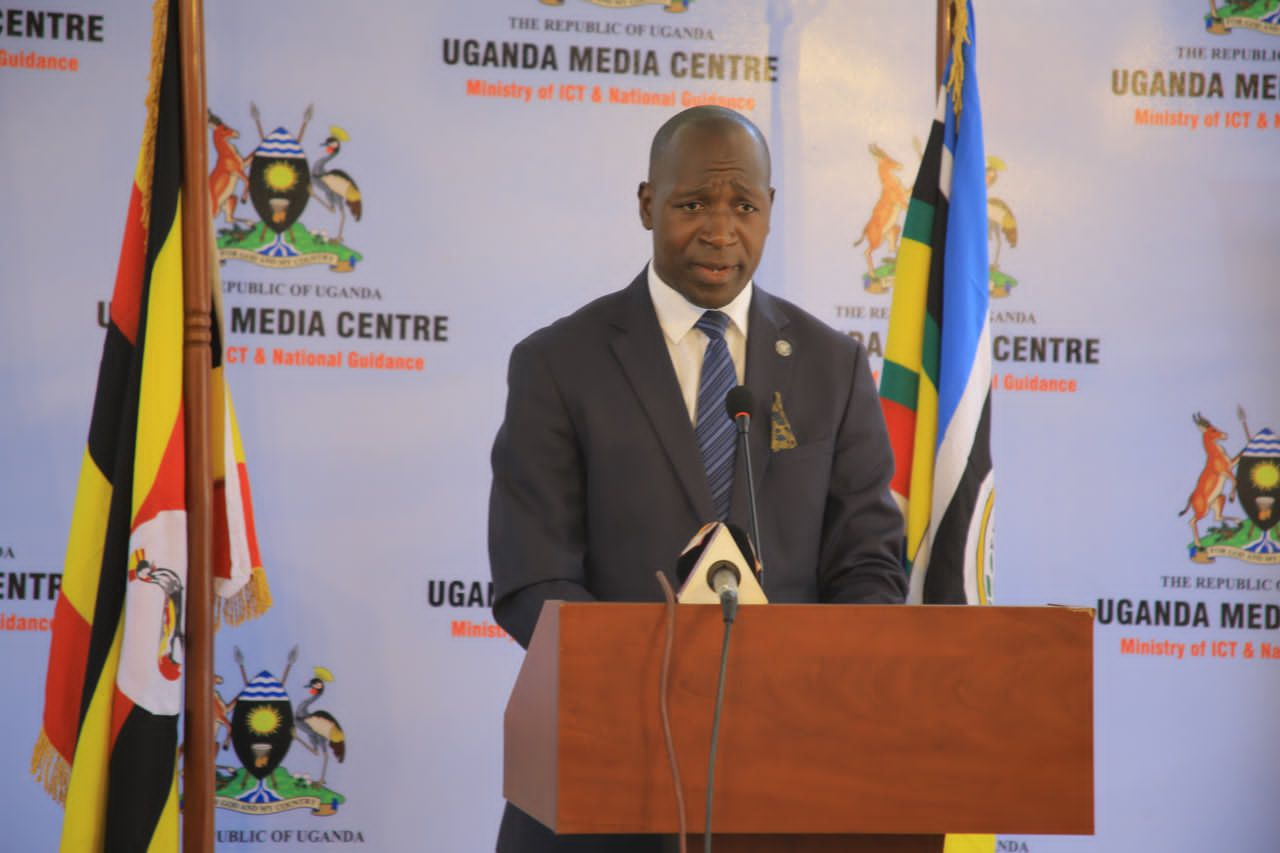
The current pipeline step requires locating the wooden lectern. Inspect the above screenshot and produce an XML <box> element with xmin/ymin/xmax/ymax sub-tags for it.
<box><xmin>504</xmin><ymin>602</ymin><xmax>1093</xmax><ymax>852</ymax></box>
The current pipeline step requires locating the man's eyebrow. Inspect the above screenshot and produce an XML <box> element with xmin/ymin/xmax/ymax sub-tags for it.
<box><xmin>729</xmin><ymin>179</ymin><xmax>768</xmax><ymax>196</ymax></box>
<box><xmin>665</xmin><ymin>179</ymin><xmax>766</xmax><ymax>201</ymax></box>
<box><xmin>668</xmin><ymin>181</ymin><xmax>712</xmax><ymax>196</ymax></box>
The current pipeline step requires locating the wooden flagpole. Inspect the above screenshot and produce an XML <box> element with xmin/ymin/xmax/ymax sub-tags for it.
<box><xmin>936</xmin><ymin>0</ymin><xmax>951</xmax><ymax>92</ymax></box>
<box><xmin>177</xmin><ymin>0</ymin><xmax>215</xmax><ymax>848</ymax></box>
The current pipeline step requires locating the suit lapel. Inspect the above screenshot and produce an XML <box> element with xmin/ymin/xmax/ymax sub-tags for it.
<box><xmin>734</xmin><ymin>287</ymin><xmax>794</xmax><ymax>524</ymax></box>
<box><xmin>609</xmin><ymin>273</ymin><xmax>713</xmax><ymax>521</ymax></box>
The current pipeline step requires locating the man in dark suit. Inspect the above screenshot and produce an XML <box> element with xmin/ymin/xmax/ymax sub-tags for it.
<box><xmin>489</xmin><ymin>106</ymin><xmax>905</xmax><ymax>852</ymax></box>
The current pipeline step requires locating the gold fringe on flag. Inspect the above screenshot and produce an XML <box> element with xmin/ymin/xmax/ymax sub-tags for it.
<box><xmin>30</xmin><ymin>730</ymin><xmax>70</xmax><ymax>805</ymax></box>
<box><xmin>946</xmin><ymin>0</ymin><xmax>970</xmax><ymax>121</ymax></box>
<box><xmin>208</xmin><ymin>221</ymin><xmax>273</xmax><ymax>631</ymax></box>
<box><xmin>215</xmin><ymin>566</ymin><xmax>273</xmax><ymax>629</ymax></box>
<box><xmin>137</xmin><ymin>0</ymin><xmax>169</xmax><ymax>236</ymax></box>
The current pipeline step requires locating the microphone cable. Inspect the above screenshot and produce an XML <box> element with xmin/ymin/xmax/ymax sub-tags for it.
<box><xmin>704</xmin><ymin>584</ymin><xmax>736</xmax><ymax>852</ymax></box>
<box><xmin>654</xmin><ymin>571</ymin><xmax>688</xmax><ymax>853</ymax></box>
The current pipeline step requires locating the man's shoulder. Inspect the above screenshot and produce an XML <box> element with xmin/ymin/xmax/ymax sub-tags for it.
<box><xmin>517</xmin><ymin>275</ymin><xmax>640</xmax><ymax>349</ymax></box>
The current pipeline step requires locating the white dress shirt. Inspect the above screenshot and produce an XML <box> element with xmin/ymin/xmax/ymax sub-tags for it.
<box><xmin>647</xmin><ymin>261</ymin><xmax>751</xmax><ymax>425</ymax></box>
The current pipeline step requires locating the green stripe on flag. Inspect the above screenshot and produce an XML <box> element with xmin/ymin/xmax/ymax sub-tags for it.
<box><xmin>880</xmin><ymin>360</ymin><xmax>920</xmax><ymax>411</ymax></box>
<box><xmin>902</xmin><ymin>197</ymin><xmax>936</xmax><ymax>246</ymax></box>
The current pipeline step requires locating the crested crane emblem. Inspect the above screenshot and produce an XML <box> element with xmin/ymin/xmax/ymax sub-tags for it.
<box><xmin>215</xmin><ymin>646</ymin><xmax>347</xmax><ymax>816</ymax></box>
<box><xmin>985</xmin><ymin>156</ymin><xmax>1019</xmax><ymax>298</ymax></box>
<box><xmin>128</xmin><ymin>549</ymin><xmax>185</xmax><ymax>682</ymax></box>
<box><xmin>212</xmin><ymin>103</ymin><xmax>365</xmax><ymax>273</ymax></box>
<box><xmin>294</xmin><ymin>666</ymin><xmax>347</xmax><ymax>788</ymax></box>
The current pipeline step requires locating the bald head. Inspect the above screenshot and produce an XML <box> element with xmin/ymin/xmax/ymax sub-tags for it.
<box><xmin>647</xmin><ymin>106</ymin><xmax>772</xmax><ymax>184</ymax></box>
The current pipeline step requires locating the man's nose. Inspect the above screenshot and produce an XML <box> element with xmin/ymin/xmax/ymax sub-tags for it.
<box><xmin>699</xmin><ymin>208</ymin><xmax>738</xmax><ymax>247</ymax></box>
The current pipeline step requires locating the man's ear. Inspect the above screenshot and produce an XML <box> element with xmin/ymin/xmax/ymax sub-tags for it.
<box><xmin>638</xmin><ymin>181</ymin><xmax>654</xmax><ymax>231</ymax></box>
<box><xmin>769</xmin><ymin>187</ymin><xmax>776</xmax><ymax>205</ymax></box>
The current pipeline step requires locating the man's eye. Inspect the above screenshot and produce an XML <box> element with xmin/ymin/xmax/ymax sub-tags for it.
<box><xmin>737</xmin><ymin>202</ymin><xmax>758</xmax><ymax>213</ymax></box>
<box><xmin>678</xmin><ymin>201</ymin><xmax>704</xmax><ymax>211</ymax></box>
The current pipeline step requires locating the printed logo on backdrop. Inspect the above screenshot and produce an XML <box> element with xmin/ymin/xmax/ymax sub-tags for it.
<box><xmin>854</xmin><ymin>143</ymin><xmax>1019</xmax><ymax>299</ymax></box>
<box><xmin>984</xmin><ymin>156</ymin><xmax>1020</xmax><ymax>298</ymax></box>
<box><xmin>1181</xmin><ymin>406</ymin><xmax>1280</xmax><ymax>564</ymax></box>
<box><xmin>1206</xmin><ymin>1</ymin><xmax>1280</xmax><ymax>36</ymax></box>
<box><xmin>854</xmin><ymin>143</ymin><xmax>909</xmax><ymax>295</ymax></box>
<box><xmin>216</xmin><ymin>645</ymin><xmax>357</xmax><ymax>830</ymax></box>
<box><xmin>427</xmin><ymin>578</ymin><xmax>515</xmax><ymax>641</ymax></box>
<box><xmin>0</xmin><ymin>544</ymin><xmax>59</xmax><ymax>634</ymax></box>
<box><xmin>141</xmin><ymin>101</ymin><xmax>453</xmax><ymax>375</ymax></box>
<box><xmin>211</xmin><ymin>104</ymin><xmax>364</xmax><ymax>273</ymax></box>
<box><xmin>1111</xmin><ymin>10</ymin><xmax>1280</xmax><ymax>132</ymax></box>
<box><xmin>0</xmin><ymin>8</ymin><xmax>104</xmax><ymax>73</ymax></box>
<box><xmin>1096</xmin><ymin>405</ymin><xmax>1280</xmax><ymax>664</ymax></box>
<box><xmin>540</xmin><ymin>0</ymin><xmax>691</xmax><ymax>11</ymax></box>
<box><xmin>447</xmin><ymin>5</ymin><xmax>774</xmax><ymax>114</ymax></box>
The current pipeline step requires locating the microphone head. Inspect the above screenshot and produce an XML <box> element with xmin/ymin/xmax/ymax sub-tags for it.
<box><xmin>706</xmin><ymin>560</ymin><xmax>741</xmax><ymax>595</ymax></box>
<box><xmin>725</xmin><ymin>386</ymin><xmax>754</xmax><ymax>421</ymax></box>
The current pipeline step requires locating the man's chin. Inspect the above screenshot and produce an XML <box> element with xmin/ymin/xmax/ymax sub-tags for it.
<box><xmin>676</xmin><ymin>275</ymin><xmax>748</xmax><ymax>309</ymax></box>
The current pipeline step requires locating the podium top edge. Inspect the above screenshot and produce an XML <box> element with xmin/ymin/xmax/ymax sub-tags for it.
<box><xmin>550</xmin><ymin>601</ymin><xmax>1094</xmax><ymax>614</ymax></box>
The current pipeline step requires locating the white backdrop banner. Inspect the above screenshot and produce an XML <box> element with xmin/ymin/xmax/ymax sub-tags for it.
<box><xmin>1</xmin><ymin>1</ymin><xmax>1278</xmax><ymax>850</ymax></box>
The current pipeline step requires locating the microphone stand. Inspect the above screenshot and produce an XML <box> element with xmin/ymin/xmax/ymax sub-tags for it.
<box><xmin>734</xmin><ymin>417</ymin><xmax>764</xmax><ymax>590</ymax></box>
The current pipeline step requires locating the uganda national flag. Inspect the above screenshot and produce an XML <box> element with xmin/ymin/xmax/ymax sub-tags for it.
<box><xmin>30</xmin><ymin>2</ymin><xmax>269</xmax><ymax>849</ymax></box>
<box><xmin>879</xmin><ymin>0</ymin><xmax>995</xmax><ymax>608</ymax></box>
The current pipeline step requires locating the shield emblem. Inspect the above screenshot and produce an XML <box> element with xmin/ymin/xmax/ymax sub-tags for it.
<box><xmin>1237</xmin><ymin>428</ymin><xmax>1280</xmax><ymax>533</ymax></box>
<box><xmin>231</xmin><ymin>670</ymin><xmax>294</xmax><ymax>780</ymax></box>
<box><xmin>249</xmin><ymin>127</ymin><xmax>311</xmax><ymax>235</ymax></box>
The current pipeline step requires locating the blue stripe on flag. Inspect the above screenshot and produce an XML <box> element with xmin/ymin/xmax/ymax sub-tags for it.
<box><xmin>935</xmin><ymin>3</ymin><xmax>990</xmax><ymax>447</ymax></box>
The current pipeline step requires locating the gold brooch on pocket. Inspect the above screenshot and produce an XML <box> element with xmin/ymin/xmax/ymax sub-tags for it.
<box><xmin>770</xmin><ymin>391</ymin><xmax>798</xmax><ymax>452</ymax></box>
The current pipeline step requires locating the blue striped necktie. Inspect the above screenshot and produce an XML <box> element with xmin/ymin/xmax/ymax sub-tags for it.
<box><xmin>694</xmin><ymin>310</ymin><xmax>736</xmax><ymax>521</ymax></box>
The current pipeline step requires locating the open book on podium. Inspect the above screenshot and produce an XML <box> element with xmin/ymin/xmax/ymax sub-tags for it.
<box><xmin>504</xmin><ymin>601</ymin><xmax>1092</xmax><ymax>853</ymax></box>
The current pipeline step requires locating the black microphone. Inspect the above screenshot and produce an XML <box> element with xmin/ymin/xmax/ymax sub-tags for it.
<box><xmin>723</xmin><ymin>386</ymin><xmax>764</xmax><ymax>589</ymax></box>
<box><xmin>725</xmin><ymin>385</ymin><xmax>753</xmax><ymax>431</ymax></box>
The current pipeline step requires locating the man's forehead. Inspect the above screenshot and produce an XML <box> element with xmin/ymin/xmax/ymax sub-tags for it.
<box><xmin>672</xmin><ymin>174</ymin><xmax>769</xmax><ymax>198</ymax></box>
<box><xmin>651</xmin><ymin>122</ymin><xmax>770</xmax><ymax>184</ymax></box>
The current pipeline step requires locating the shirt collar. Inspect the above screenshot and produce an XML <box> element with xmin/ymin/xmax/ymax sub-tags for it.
<box><xmin>647</xmin><ymin>261</ymin><xmax>753</xmax><ymax>345</ymax></box>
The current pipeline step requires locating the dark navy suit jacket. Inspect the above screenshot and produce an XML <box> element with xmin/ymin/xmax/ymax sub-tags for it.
<box><xmin>488</xmin><ymin>272</ymin><xmax>906</xmax><ymax>852</ymax></box>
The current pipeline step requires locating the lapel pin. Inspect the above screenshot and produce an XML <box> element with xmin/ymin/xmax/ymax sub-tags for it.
<box><xmin>775</xmin><ymin>339</ymin><xmax>793</xmax><ymax>357</ymax></box>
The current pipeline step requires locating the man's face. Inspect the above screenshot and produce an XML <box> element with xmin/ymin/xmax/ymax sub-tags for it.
<box><xmin>638</xmin><ymin>123</ymin><xmax>774</xmax><ymax>309</ymax></box>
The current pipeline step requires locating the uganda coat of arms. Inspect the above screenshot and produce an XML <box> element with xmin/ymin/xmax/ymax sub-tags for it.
<box><xmin>215</xmin><ymin>649</ymin><xmax>347</xmax><ymax>816</ymax></box>
<box><xmin>211</xmin><ymin>104</ymin><xmax>364</xmax><ymax>273</ymax></box>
